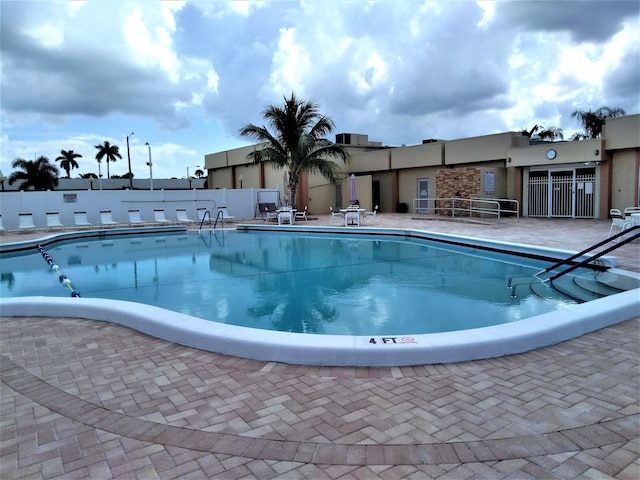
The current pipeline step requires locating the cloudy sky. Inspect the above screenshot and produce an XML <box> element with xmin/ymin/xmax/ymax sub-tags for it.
<box><xmin>1</xmin><ymin>0</ymin><xmax>638</xmax><ymax>180</ymax></box>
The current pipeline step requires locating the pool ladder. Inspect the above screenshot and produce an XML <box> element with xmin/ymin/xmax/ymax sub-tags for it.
<box><xmin>198</xmin><ymin>209</ymin><xmax>224</xmax><ymax>232</ymax></box>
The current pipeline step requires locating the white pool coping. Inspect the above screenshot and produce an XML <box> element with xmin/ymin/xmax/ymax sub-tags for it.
<box><xmin>1</xmin><ymin>226</ymin><xmax>639</xmax><ymax>367</ymax></box>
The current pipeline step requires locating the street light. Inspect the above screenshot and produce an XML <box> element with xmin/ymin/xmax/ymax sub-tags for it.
<box><xmin>97</xmin><ymin>162</ymin><xmax>102</xmax><ymax>190</ymax></box>
<box><xmin>145</xmin><ymin>142</ymin><xmax>153</xmax><ymax>191</ymax></box>
<box><xmin>238</xmin><ymin>174</ymin><xmax>244</xmax><ymax>189</ymax></box>
<box><xmin>186</xmin><ymin>165</ymin><xmax>199</xmax><ymax>189</ymax></box>
<box><xmin>126</xmin><ymin>132</ymin><xmax>134</xmax><ymax>189</ymax></box>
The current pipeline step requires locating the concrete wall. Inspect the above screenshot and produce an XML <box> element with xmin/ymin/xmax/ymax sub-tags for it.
<box><xmin>604</xmin><ymin>114</ymin><xmax>640</xmax><ymax>150</ymax></box>
<box><xmin>0</xmin><ymin>188</ymin><xmax>280</xmax><ymax>231</ymax></box>
<box><xmin>507</xmin><ymin>139</ymin><xmax>603</xmax><ymax>168</ymax></box>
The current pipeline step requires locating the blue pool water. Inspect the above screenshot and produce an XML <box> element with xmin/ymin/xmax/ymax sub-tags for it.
<box><xmin>0</xmin><ymin>230</ymin><xmax>583</xmax><ymax>335</ymax></box>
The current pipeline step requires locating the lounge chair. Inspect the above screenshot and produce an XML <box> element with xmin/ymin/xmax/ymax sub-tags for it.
<box><xmin>45</xmin><ymin>211</ymin><xmax>65</xmax><ymax>231</ymax></box>
<box><xmin>100</xmin><ymin>210</ymin><xmax>118</xmax><ymax>228</ymax></box>
<box><xmin>176</xmin><ymin>208</ymin><xmax>197</xmax><ymax>224</ymax></box>
<box><xmin>329</xmin><ymin>206</ymin><xmax>344</xmax><ymax>224</ymax></box>
<box><xmin>18</xmin><ymin>213</ymin><xmax>37</xmax><ymax>233</ymax></box>
<box><xmin>74</xmin><ymin>211</ymin><xmax>93</xmax><ymax>230</ymax></box>
<box><xmin>608</xmin><ymin>208</ymin><xmax>633</xmax><ymax>238</ymax></box>
<box><xmin>153</xmin><ymin>209</ymin><xmax>172</xmax><ymax>225</ymax></box>
<box><xmin>294</xmin><ymin>206</ymin><xmax>308</xmax><ymax>223</ymax></box>
<box><xmin>128</xmin><ymin>209</ymin><xmax>147</xmax><ymax>227</ymax></box>
<box><xmin>0</xmin><ymin>214</ymin><xmax>5</xmax><ymax>235</ymax></box>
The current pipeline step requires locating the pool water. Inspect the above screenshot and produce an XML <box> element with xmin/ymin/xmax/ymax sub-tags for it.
<box><xmin>1</xmin><ymin>230</ymin><xmax>583</xmax><ymax>335</ymax></box>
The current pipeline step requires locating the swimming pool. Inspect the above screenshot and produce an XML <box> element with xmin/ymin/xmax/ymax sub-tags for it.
<box><xmin>2</xmin><ymin>225</ymin><xmax>639</xmax><ymax>366</ymax></box>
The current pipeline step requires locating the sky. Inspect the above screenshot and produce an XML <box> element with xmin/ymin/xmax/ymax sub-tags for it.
<box><xmin>1</xmin><ymin>0</ymin><xmax>639</xmax><ymax>181</ymax></box>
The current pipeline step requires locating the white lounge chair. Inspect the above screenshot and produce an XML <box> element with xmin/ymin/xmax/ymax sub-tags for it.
<box><xmin>74</xmin><ymin>211</ymin><xmax>93</xmax><ymax>230</ymax></box>
<box><xmin>0</xmin><ymin>215</ymin><xmax>5</xmax><ymax>235</ymax></box>
<box><xmin>100</xmin><ymin>210</ymin><xmax>118</xmax><ymax>228</ymax></box>
<box><xmin>18</xmin><ymin>213</ymin><xmax>37</xmax><ymax>233</ymax></box>
<box><xmin>294</xmin><ymin>206</ymin><xmax>309</xmax><ymax>223</ymax></box>
<box><xmin>153</xmin><ymin>209</ymin><xmax>172</xmax><ymax>225</ymax></box>
<box><xmin>176</xmin><ymin>208</ymin><xmax>197</xmax><ymax>224</ymax></box>
<box><xmin>329</xmin><ymin>206</ymin><xmax>344</xmax><ymax>224</ymax></box>
<box><xmin>45</xmin><ymin>211</ymin><xmax>65</xmax><ymax>231</ymax></box>
<box><xmin>128</xmin><ymin>209</ymin><xmax>147</xmax><ymax>227</ymax></box>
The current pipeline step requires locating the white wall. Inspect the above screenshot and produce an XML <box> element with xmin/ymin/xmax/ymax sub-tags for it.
<box><xmin>0</xmin><ymin>188</ymin><xmax>279</xmax><ymax>230</ymax></box>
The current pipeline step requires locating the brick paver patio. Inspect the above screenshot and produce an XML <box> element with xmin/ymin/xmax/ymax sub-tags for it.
<box><xmin>1</xmin><ymin>216</ymin><xmax>639</xmax><ymax>479</ymax></box>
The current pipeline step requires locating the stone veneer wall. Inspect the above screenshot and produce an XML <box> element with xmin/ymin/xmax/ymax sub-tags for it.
<box><xmin>435</xmin><ymin>167</ymin><xmax>482</xmax><ymax>216</ymax></box>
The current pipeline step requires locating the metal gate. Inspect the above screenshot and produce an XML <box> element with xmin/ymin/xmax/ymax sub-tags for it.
<box><xmin>528</xmin><ymin>168</ymin><xmax>596</xmax><ymax>218</ymax></box>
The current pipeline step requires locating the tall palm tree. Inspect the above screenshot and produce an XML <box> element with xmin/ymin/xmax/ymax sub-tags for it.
<box><xmin>8</xmin><ymin>156</ymin><xmax>59</xmax><ymax>191</ymax></box>
<box><xmin>239</xmin><ymin>93</ymin><xmax>349</xmax><ymax>207</ymax></box>
<box><xmin>571</xmin><ymin>106</ymin><xmax>626</xmax><ymax>140</ymax></box>
<box><xmin>55</xmin><ymin>149</ymin><xmax>82</xmax><ymax>178</ymax></box>
<box><xmin>94</xmin><ymin>141</ymin><xmax>122</xmax><ymax>179</ymax></box>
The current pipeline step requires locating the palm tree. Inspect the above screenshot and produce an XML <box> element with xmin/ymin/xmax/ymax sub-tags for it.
<box><xmin>520</xmin><ymin>125</ymin><xmax>563</xmax><ymax>141</ymax></box>
<box><xmin>8</xmin><ymin>156</ymin><xmax>59</xmax><ymax>191</ymax></box>
<box><xmin>239</xmin><ymin>93</ymin><xmax>348</xmax><ymax>207</ymax></box>
<box><xmin>571</xmin><ymin>107</ymin><xmax>626</xmax><ymax>140</ymax></box>
<box><xmin>94</xmin><ymin>141</ymin><xmax>122</xmax><ymax>179</ymax></box>
<box><xmin>194</xmin><ymin>169</ymin><xmax>204</xmax><ymax>179</ymax></box>
<box><xmin>538</xmin><ymin>126</ymin><xmax>564</xmax><ymax>141</ymax></box>
<box><xmin>55</xmin><ymin>149</ymin><xmax>82</xmax><ymax>178</ymax></box>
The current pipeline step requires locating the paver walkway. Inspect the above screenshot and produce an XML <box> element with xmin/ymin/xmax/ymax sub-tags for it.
<box><xmin>1</xmin><ymin>216</ymin><xmax>639</xmax><ymax>478</ymax></box>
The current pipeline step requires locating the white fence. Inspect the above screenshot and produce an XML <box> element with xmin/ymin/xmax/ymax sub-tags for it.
<box><xmin>0</xmin><ymin>188</ymin><xmax>280</xmax><ymax>231</ymax></box>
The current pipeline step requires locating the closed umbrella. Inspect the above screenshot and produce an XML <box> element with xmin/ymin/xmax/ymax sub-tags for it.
<box><xmin>349</xmin><ymin>174</ymin><xmax>358</xmax><ymax>205</ymax></box>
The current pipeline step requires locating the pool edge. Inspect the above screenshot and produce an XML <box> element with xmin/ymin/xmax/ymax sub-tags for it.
<box><xmin>2</xmin><ymin>290</ymin><xmax>638</xmax><ymax>367</ymax></box>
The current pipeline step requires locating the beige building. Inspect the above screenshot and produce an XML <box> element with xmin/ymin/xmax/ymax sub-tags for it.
<box><xmin>204</xmin><ymin>114</ymin><xmax>640</xmax><ymax>219</ymax></box>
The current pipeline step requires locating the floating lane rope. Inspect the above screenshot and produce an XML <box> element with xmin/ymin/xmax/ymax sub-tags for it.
<box><xmin>37</xmin><ymin>245</ymin><xmax>81</xmax><ymax>297</ymax></box>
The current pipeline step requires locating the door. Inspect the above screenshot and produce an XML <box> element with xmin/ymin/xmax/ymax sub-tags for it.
<box><xmin>527</xmin><ymin>168</ymin><xmax>596</xmax><ymax>218</ymax></box>
<box><xmin>417</xmin><ymin>179</ymin><xmax>430</xmax><ymax>214</ymax></box>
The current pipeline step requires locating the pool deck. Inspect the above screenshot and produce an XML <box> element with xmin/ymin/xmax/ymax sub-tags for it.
<box><xmin>1</xmin><ymin>215</ymin><xmax>639</xmax><ymax>479</ymax></box>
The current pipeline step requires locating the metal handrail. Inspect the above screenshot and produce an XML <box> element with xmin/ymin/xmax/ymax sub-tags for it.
<box><xmin>198</xmin><ymin>210</ymin><xmax>211</xmax><ymax>232</ymax></box>
<box><xmin>531</xmin><ymin>225</ymin><xmax>640</xmax><ymax>283</ymax></box>
<box><xmin>412</xmin><ymin>197</ymin><xmax>515</xmax><ymax>224</ymax></box>
<box><xmin>549</xmin><ymin>228</ymin><xmax>640</xmax><ymax>281</ymax></box>
<box><xmin>213</xmin><ymin>210</ymin><xmax>224</xmax><ymax>230</ymax></box>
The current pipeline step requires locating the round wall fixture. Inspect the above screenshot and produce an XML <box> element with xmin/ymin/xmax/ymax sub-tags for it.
<box><xmin>546</xmin><ymin>149</ymin><xmax>557</xmax><ymax>160</ymax></box>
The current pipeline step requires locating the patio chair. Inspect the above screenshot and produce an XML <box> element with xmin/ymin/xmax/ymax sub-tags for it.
<box><xmin>278</xmin><ymin>207</ymin><xmax>293</xmax><ymax>225</ymax></box>
<box><xmin>100</xmin><ymin>210</ymin><xmax>118</xmax><ymax>228</ymax></box>
<box><xmin>18</xmin><ymin>213</ymin><xmax>37</xmax><ymax>233</ymax></box>
<box><xmin>128</xmin><ymin>209</ymin><xmax>147</xmax><ymax>227</ymax></box>
<box><xmin>608</xmin><ymin>209</ymin><xmax>633</xmax><ymax>238</ymax></box>
<box><xmin>329</xmin><ymin>206</ymin><xmax>344</xmax><ymax>224</ymax></box>
<box><xmin>294</xmin><ymin>206</ymin><xmax>309</xmax><ymax>223</ymax></box>
<box><xmin>153</xmin><ymin>209</ymin><xmax>172</xmax><ymax>225</ymax></box>
<box><xmin>364</xmin><ymin>205</ymin><xmax>379</xmax><ymax>220</ymax></box>
<box><xmin>344</xmin><ymin>207</ymin><xmax>360</xmax><ymax>227</ymax></box>
<box><xmin>176</xmin><ymin>208</ymin><xmax>197</xmax><ymax>224</ymax></box>
<box><xmin>45</xmin><ymin>211</ymin><xmax>65</xmax><ymax>231</ymax></box>
<box><xmin>259</xmin><ymin>203</ymin><xmax>278</xmax><ymax>222</ymax></box>
<box><xmin>74</xmin><ymin>211</ymin><xmax>93</xmax><ymax>230</ymax></box>
<box><xmin>0</xmin><ymin>215</ymin><xmax>5</xmax><ymax>235</ymax></box>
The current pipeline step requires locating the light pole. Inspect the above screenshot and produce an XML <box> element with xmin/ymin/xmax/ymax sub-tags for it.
<box><xmin>238</xmin><ymin>174</ymin><xmax>244</xmax><ymax>189</ymax></box>
<box><xmin>0</xmin><ymin>170</ymin><xmax>5</xmax><ymax>192</ymax></box>
<box><xmin>126</xmin><ymin>132</ymin><xmax>134</xmax><ymax>189</ymax></box>
<box><xmin>145</xmin><ymin>142</ymin><xmax>153</xmax><ymax>191</ymax></box>
<box><xmin>187</xmin><ymin>165</ymin><xmax>199</xmax><ymax>189</ymax></box>
<box><xmin>97</xmin><ymin>162</ymin><xmax>103</xmax><ymax>190</ymax></box>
